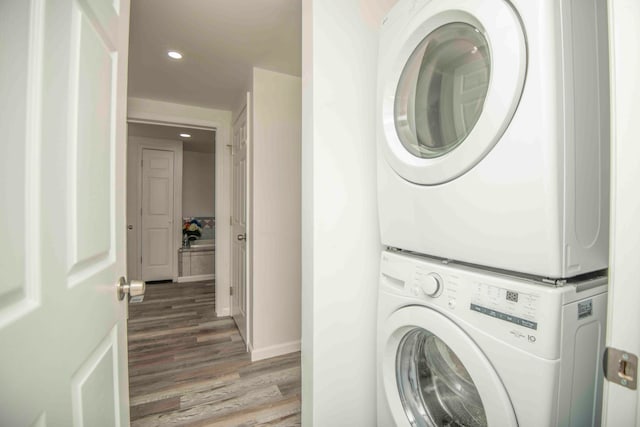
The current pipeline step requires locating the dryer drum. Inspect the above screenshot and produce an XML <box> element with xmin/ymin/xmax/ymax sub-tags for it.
<box><xmin>396</xmin><ymin>328</ymin><xmax>487</xmax><ymax>426</ymax></box>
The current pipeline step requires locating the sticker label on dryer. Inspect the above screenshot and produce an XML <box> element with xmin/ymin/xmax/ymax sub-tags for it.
<box><xmin>470</xmin><ymin>304</ymin><xmax>538</xmax><ymax>330</ymax></box>
<box><xmin>578</xmin><ymin>299</ymin><xmax>593</xmax><ymax>319</ymax></box>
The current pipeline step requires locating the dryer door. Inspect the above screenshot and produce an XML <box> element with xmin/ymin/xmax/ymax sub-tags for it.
<box><xmin>381</xmin><ymin>306</ymin><xmax>517</xmax><ymax>426</ymax></box>
<box><xmin>379</xmin><ymin>0</ymin><xmax>526</xmax><ymax>185</ymax></box>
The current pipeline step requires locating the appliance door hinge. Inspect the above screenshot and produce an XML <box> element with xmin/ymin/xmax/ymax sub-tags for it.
<box><xmin>603</xmin><ymin>347</ymin><xmax>638</xmax><ymax>390</ymax></box>
<box><xmin>229</xmin><ymin>286</ymin><xmax>233</xmax><ymax>296</ymax></box>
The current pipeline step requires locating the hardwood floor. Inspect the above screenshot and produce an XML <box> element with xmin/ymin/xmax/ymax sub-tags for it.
<box><xmin>127</xmin><ymin>281</ymin><xmax>301</xmax><ymax>426</ymax></box>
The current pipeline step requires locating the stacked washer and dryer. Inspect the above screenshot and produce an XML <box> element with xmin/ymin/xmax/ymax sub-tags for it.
<box><xmin>375</xmin><ymin>0</ymin><xmax>610</xmax><ymax>426</ymax></box>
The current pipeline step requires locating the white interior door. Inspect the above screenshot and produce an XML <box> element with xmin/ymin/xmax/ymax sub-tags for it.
<box><xmin>141</xmin><ymin>148</ymin><xmax>175</xmax><ymax>281</ymax></box>
<box><xmin>231</xmin><ymin>100</ymin><xmax>249</xmax><ymax>347</ymax></box>
<box><xmin>602</xmin><ymin>0</ymin><xmax>640</xmax><ymax>424</ymax></box>
<box><xmin>0</xmin><ymin>0</ymin><xmax>131</xmax><ymax>425</ymax></box>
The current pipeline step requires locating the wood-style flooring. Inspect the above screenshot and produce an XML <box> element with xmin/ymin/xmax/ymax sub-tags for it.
<box><xmin>127</xmin><ymin>281</ymin><xmax>301</xmax><ymax>426</ymax></box>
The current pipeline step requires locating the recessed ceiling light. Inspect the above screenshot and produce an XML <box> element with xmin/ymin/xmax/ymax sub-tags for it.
<box><xmin>180</xmin><ymin>133</ymin><xmax>191</xmax><ymax>138</ymax></box>
<box><xmin>167</xmin><ymin>50</ymin><xmax>183</xmax><ymax>59</ymax></box>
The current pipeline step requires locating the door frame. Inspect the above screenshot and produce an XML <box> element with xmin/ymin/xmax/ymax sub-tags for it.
<box><xmin>130</xmin><ymin>140</ymin><xmax>182</xmax><ymax>282</ymax></box>
<box><xmin>601</xmin><ymin>0</ymin><xmax>640</xmax><ymax>423</ymax></box>
<box><xmin>127</xmin><ymin>99</ymin><xmax>232</xmax><ymax>316</ymax></box>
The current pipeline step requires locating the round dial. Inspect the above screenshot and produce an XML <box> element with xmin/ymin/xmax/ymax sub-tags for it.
<box><xmin>420</xmin><ymin>274</ymin><xmax>442</xmax><ymax>297</ymax></box>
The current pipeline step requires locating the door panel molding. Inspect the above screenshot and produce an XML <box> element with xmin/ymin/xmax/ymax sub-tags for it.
<box><xmin>0</xmin><ymin>0</ymin><xmax>44</xmax><ymax>329</ymax></box>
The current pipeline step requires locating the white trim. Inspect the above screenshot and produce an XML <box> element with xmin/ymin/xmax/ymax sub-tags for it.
<box><xmin>245</xmin><ymin>90</ymin><xmax>253</xmax><ymax>350</ymax></box>
<box><xmin>216</xmin><ymin>307</ymin><xmax>230</xmax><ymax>317</ymax></box>
<box><xmin>127</xmin><ymin>97</ymin><xmax>233</xmax><ymax>317</ymax></box>
<box><xmin>177</xmin><ymin>274</ymin><xmax>215</xmax><ymax>283</ymax></box>
<box><xmin>250</xmin><ymin>340</ymin><xmax>301</xmax><ymax>362</ymax></box>
<box><xmin>128</xmin><ymin>118</ymin><xmax>215</xmax><ymax>132</ymax></box>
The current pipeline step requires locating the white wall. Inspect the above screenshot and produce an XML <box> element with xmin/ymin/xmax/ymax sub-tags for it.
<box><xmin>128</xmin><ymin>98</ymin><xmax>232</xmax><ymax>315</ymax></box>
<box><xmin>249</xmin><ymin>68</ymin><xmax>302</xmax><ymax>360</ymax></box>
<box><xmin>301</xmin><ymin>0</ymin><xmax>396</xmax><ymax>424</ymax></box>
<box><xmin>182</xmin><ymin>150</ymin><xmax>215</xmax><ymax>217</ymax></box>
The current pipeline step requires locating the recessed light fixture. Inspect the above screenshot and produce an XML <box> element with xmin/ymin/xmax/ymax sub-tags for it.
<box><xmin>179</xmin><ymin>133</ymin><xmax>191</xmax><ymax>138</ymax></box>
<box><xmin>167</xmin><ymin>50</ymin><xmax>183</xmax><ymax>59</ymax></box>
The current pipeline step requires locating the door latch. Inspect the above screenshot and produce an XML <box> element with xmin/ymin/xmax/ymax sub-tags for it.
<box><xmin>603</xmin><ymin>347</ymin><xmax>638</xmax><ymax>390</ymax></box>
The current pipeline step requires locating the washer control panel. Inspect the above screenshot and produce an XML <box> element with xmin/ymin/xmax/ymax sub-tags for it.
<box><xmin>470</xmin><ymin>282</ymin><xmax>539</xmax><ymax>330</ymax></box>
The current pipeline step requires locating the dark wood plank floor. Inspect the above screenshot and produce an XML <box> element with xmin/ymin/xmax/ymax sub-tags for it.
<box><xmin>127</xmin><ymin>281</ymin><xmax>301</xmax><ymax>426</ymax></box>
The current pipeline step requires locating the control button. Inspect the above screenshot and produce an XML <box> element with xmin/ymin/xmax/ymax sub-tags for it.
<box><xmin>420</xmin><ymin>273</ymin><xmax>442</xmax><ymax>297</ymax></box>
<box><xmin>448</xmin><ymin>299</ymin><xmax>456</xmax><ymax>309</ymax></box>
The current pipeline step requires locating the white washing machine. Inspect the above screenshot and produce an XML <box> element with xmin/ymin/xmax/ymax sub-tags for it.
<box><xmin>376</xmin><ymin>0</ymin><xmax>610</xmax><ymax>279</ymax></box>
<box><xmin>377</xmin><ymin>250</ymin><xmax>607</xmax><ymax>427</ymax></box>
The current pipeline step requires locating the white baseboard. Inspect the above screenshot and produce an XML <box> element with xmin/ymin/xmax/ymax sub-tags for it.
<box><xmin>250</xmin><ymin>340</ymin><xmax>301</xmax><ymax>362</ymax></box>
<box><xmin>177</xmin><ymin>274</ymin><xmax>215</xmax><ymax>283</ymax></box>
<box><xmin>216</xmin><ymin>307</ymin><xmax>230</xmax><ymax>317</ymax></box>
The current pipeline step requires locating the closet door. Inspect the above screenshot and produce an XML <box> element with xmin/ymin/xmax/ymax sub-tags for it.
<box><xmin>0</xmin><ymin>0</ymin><xmax>132</xmax><ymax>424</ymax></box>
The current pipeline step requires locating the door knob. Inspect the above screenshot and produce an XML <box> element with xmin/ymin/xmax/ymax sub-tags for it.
<box><xmin>116</xmin><ymin>277</ymin><xmax>146</xmax><ymax>301</ymax></box>
<box><xmin>237</xmin><ymin>233</ymin><xmax>246</xmax><ymax>241</ymax></box>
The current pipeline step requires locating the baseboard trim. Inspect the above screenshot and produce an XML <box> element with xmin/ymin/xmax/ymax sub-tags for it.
<box><xmin>215</xmin><ymin>307</ymin><xmax>230</xmax><ymax>317</ymax></box>
<box><xmin>250</xmin><ymin>340</ymin><xmax>301</xmax><ymax>362</ymax></box>
<box><xmin>177</xmin><ymin>274</ymin><xmax>215</xmax><ymax>283</ymax></box>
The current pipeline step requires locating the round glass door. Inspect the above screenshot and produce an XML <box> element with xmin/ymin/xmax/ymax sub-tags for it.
<box><xmin>396</xmin><ymin>328</ymin><xmax>487</xmax><ymax>427</ymax></box>
<box><xmin>394</xmin><ymin>23</ymin><xmax>491</xmax><ymax>159</ymax></box>
<box><xmin>378</xmin><ymin>1</ymin><xmax>526</xmax><ymax>185</ymax></box>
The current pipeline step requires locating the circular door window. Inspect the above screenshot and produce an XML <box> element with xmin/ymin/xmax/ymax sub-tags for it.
<box><xmin>396</xmin><ymin>328</ymin><xmax>487</xmax><ymax>426</ymax></box>
<box><xmin>378</xmin><ymin>2</ymin><xmax>526</xmax><ymax>185</ymax></box>
<box><xmin>395</xmin><ymin>23</ymin><xmax>491</xmax><ymax>159</ymax></box>
<box><xmin>380</xmin><ymin>306</ymin><xmax>518</xmax><ymax>426</ymax></box>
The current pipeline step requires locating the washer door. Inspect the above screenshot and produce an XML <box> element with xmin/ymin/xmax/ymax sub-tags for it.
<box><xmin>380</xmin><ymin>0</ymin><xmax>526</xmax><ymax>185</ymax></box>
<box><xmin>381</xmin><ymin>306</ymin><xmax>517</xmax><ymax>426</ymax></box>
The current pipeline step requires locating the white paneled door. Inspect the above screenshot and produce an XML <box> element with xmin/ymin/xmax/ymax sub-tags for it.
<box><xmin>231</xmin><ymin>98</ymin><xmax>249</xmax><ymax>348</ymax></box>
<box><xmin>141</xmin><ymin>149</ymin><xmax>175</xmax><ymax>281</ymax></box>
<box><xmin>0</xmin><ymin>0</ymin><xmax>131</xmax><ymax>425</ymax></box>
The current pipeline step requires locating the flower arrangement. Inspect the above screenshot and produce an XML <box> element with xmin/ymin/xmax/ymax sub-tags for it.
<box><xmin>183</xmin><ymin>219</ymin><xmax>202</xmax><ymax>241</ymax></box>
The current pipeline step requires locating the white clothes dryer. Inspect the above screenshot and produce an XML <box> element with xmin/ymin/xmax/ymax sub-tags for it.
<box><xmin>377</xmin><ymin>250</ymin><xmax>607</xmax><ymax>427</ymax></box>
<box><xmin>377</xmin><ymin>0</ymin><xmax>610</xmax><ymax>279</ymax></box>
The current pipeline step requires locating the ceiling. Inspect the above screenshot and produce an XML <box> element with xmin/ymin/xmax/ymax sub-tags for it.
<box><xmin>128</xmin><ymin>123</ymin><xmax>216</xmax><ymax>153</ymax></box>
<box><xmin>127</xmin><ymin>0</ymin><xmax>302</xmax><ymax>111</ymax></box>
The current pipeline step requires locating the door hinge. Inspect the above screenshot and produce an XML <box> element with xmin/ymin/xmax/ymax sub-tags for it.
<box><xmin>603</xmin><ymin>347</ymin><xmax>638</xmax><ymax>390</ymax></box>
<box><xmin>140</xmin><ymin>256</ymin><xmax>142</xmax><ymax>264</ymax></box>
<box><xmin>229</xmin><ymin>286</ymin><xmax>233</xmax><ymax>296</ymax></box>
<box><xmin>230</xmin><ymin>216</ymin><xmax>233</xmax><ymax>226</ymax></box>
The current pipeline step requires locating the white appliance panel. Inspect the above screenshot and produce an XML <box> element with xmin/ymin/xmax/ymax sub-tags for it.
<box><xmin>377</xmin><ymin>251</ymin><xmax>608</xmax><ymax>427</ymax></box>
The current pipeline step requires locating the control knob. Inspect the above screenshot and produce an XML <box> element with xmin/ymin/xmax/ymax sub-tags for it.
<box><xmin>421</xmin><ymin>273</ymin><xmax>442</xmax><ymax>297</ymax></box>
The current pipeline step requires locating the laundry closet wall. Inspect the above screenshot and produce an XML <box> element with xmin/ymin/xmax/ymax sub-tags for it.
<box><xmin>301</xmin><ymin>0</ymin><xmax>397</xmax><ymax>424</ymax></box>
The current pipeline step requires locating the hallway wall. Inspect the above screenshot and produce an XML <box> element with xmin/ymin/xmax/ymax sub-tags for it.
<box><xmin>183</xmin><ymin>150</ymin><xmax>215</xmax><ymax>218</ymax></box>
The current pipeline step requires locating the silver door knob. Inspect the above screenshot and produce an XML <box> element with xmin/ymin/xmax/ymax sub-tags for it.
<box><xmin>116</xmin><ymin>277</ymin><xmax>146</xmax><ymax>301</ymax></box>
<box><xmin>237</xmin><ymin>233</ymin><xmax>246</xmax><ymax>241</ymax></box>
